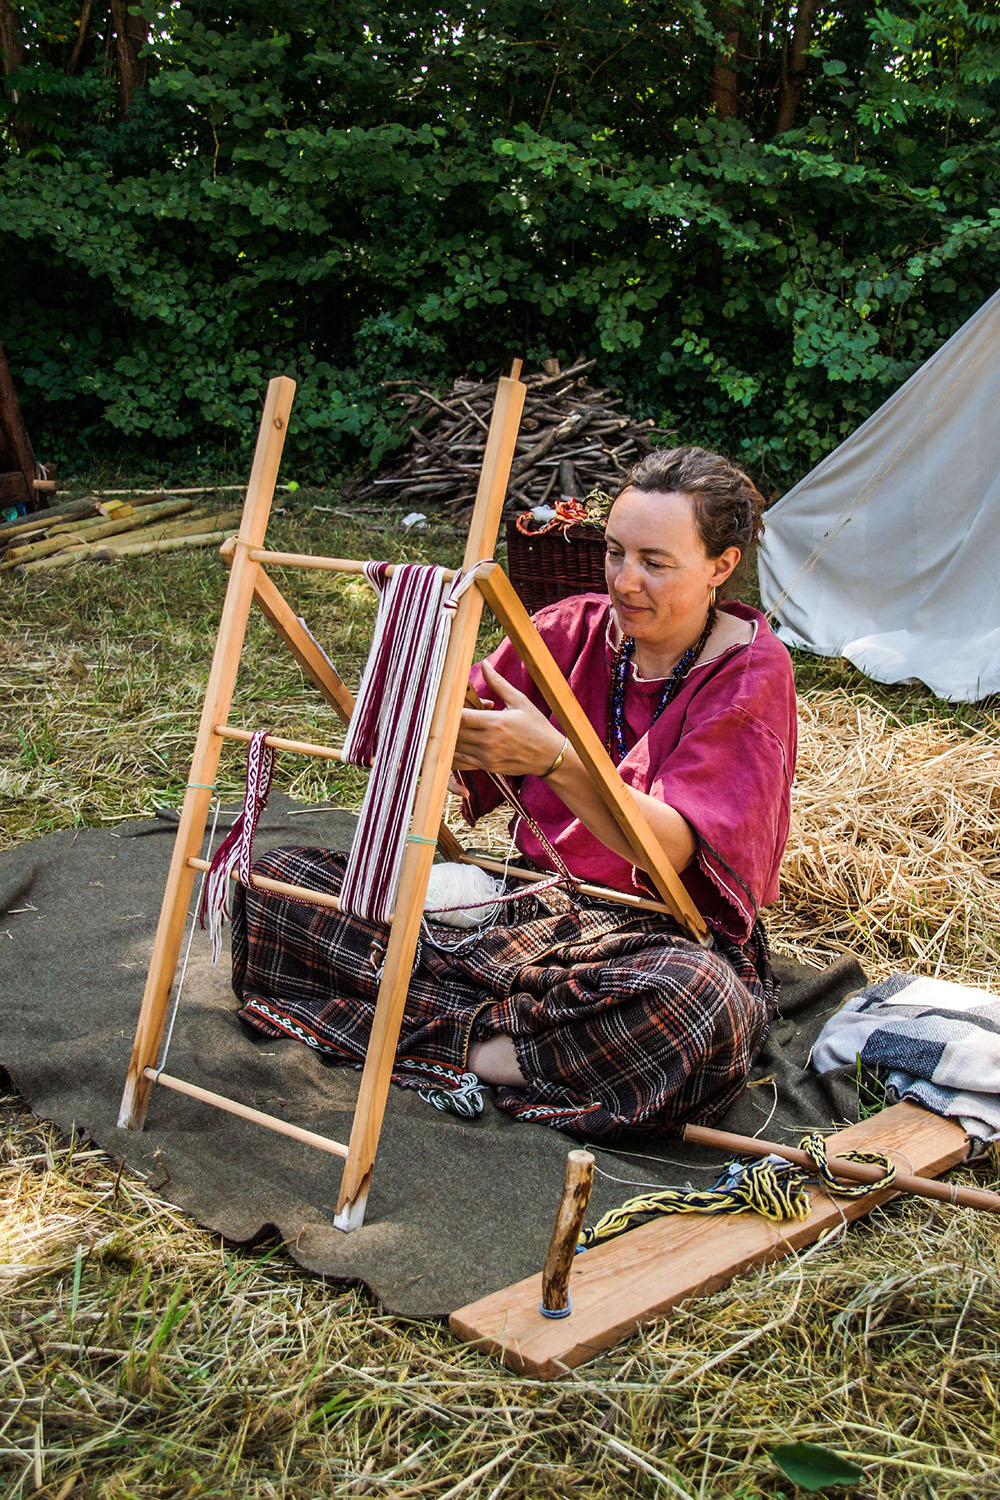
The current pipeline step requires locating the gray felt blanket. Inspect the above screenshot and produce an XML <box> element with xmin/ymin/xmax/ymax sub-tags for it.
<box><xmin>0</xmin><ymin>798</ymin><xmax>866</xmax><ymax>1317</ymax></box>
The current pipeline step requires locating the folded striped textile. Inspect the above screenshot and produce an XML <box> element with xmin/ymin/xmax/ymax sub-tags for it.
<box><xmin>811</xmin><ymin>974</ymin><xmax>1000</xmax><ymax>1144</ymax></box>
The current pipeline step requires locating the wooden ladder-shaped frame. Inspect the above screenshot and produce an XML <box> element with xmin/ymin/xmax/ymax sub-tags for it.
<box><xmin>118</xmin><ymin>366</ymin><xmax>710</xmax><ymax>1232</ymax></box>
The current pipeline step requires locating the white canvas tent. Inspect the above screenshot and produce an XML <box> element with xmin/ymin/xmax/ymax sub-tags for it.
<box><xmin>758</xmin><ymin>289</ymin><xmax>1000</xmax><ymax>702</ymax></box>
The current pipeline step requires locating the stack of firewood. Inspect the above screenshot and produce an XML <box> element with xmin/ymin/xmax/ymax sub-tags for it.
<box><xmin>346</xmin><ymin>360</ymin><xmax>673</xmax><ymax>513</ymax></box>
<box><xmin>0</xmin><ymin>489</ymin><xmax>245</xmax><ymax>572</ymax></box>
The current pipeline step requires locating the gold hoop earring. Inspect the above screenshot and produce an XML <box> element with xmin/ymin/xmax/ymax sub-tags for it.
<box><xmin>709</xmin><ymin>586</ymin><xmax>717</xmax><ymax>606</ymax></box>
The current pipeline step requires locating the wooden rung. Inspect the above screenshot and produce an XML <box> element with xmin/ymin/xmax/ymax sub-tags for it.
<box><xmin>463</xmin><ymin>853</ymin><xmax>677</xmax><ymax>918</ymax></box>
<box><xmin>144</xmin><ymin>1068</ymin><xmax>349</xmax><ymax>1157</ymax></box>
<box><xmin>214</xmin><ymin>723</ymin><xmax>347</xmax><ymax>762</ymax></box>
<box><xmin>186</xmin><ymin>856</ymin><xmax>345</xmax><ymax>913</ymax></box>
<box><xmin>188</xmin><ymin>847</ymin><xmax>669</xmax><ymax>938</ymax></box>
<box><xmin>246</xmin><ymin>545</ymin><xmax>456</xmax><ymax>580</ymax></box>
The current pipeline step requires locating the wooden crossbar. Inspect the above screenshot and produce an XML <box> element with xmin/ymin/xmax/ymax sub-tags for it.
<box><xmin>244</xmin><ymin>545</ymin><xmax>457</xmax><ymax>580</ymax></box>
<box><xmin>186</xmin><ymin>855</ymin><xmax>345</xmax><ymax>913</ymax></box>
<box><xmin>145</xmin><ymin>1069</ymin><xmax>349</xmax><ymax>1157</ymax></box>
<box><xmin>120</xmin><ymin>360</ymin><xmax>707</xmax><ymax>1236</ymax></box>
<box><xmin>215</xmin><ymin>724</ymin><xmax>347</xmax><ymax>762</ymax></box>
<box><xmin>464</xmin><ymin>853</ymin><xmax>678</xmax><ymax>917</ymax></box>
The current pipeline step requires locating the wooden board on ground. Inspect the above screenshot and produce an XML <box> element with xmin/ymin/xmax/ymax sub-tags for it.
<box><xmin>449</xmin><ymin>1102</ymin><xmax>970</xmax><ymax>1379</ymax></box>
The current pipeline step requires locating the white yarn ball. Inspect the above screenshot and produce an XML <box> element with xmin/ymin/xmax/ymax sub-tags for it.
<box><xmin>424</xmin><ymin>862</ymin><xmax>505</xmax><ymax>928</ymax></box>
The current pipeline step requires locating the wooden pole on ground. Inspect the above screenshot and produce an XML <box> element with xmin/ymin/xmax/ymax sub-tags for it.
<box><xmin>0</xmin><ymin>498</ymin><xmax>97</xmax><ymax>539</ymax></box>
<box><xmin>682</xmin><ymin>1122</ymin><xmax>1000</xmax><ymax>1214</ymax></box>
<box><xmin>118</xmin><ymin>376</ymin><xmax>296</xmax><ymax>1131</ymax></box>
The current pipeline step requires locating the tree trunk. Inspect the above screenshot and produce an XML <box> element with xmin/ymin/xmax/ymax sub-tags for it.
<box><xmin>66</xmin><ymin>0</ymin><xmax>95</xmax><ymax>76</ymax></box>
<box><xmin>775</xmin><ymin>0</ymin><xmax>818</xmax><ymax>134</ymax></box>
<box><xmin>0</xmin><ymin>341</ymin><xmax>39</xmax><ymax>513</ymax></box>
<box><xmin>110</xmin><ymin>0</ymin><xmax>149</xmax><ymax>118</ymax></box>
<box><xmin>0</xmin><ymin>0</ymin><xmax>31</xmax><ymax>152</ymax></box>
<box><xmin>711</xmin><ymin>5</ymin><xmax>744</xmax><ymax>121</ymax></box>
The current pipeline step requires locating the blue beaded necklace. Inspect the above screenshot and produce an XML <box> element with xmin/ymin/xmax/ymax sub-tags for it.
<box><xmin>606</xmin><ymin>607</ymin><xmax>716</xmax><ymax>764</ymax></box>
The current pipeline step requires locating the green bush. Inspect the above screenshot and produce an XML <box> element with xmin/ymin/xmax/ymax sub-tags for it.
<box><xmin>1</xmin><ymin>1</ymin><xmax>998</xmax><ymax>488</ymax></box>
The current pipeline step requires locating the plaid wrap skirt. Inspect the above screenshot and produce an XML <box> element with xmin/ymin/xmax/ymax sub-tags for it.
<box><xmin>232</xmin><ymin>846</ymin><xmax>780</xmax><ymax>1140</ymax></box>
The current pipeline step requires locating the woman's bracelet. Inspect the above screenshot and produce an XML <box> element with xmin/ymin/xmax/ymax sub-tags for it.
<box><xmin>539</xmin><ymin>735</ymin><xmax>570</xmax><ymax>779</ymax></box>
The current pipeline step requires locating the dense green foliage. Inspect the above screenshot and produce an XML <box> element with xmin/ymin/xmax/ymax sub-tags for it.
<box><xmin>2</xmin><ymin>1</ymin><xmax>999</xmax><ymax>488</ymax></box>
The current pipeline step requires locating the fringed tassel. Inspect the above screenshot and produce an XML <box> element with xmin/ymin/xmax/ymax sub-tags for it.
<box><xmin>198</xmin><ymin>729</ymin><xmax>275</xmax><ymax>962</ymax></box>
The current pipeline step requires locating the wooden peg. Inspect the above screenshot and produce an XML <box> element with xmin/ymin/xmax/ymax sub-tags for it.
<box><xmin>540</xmin><ymin>1149</ymin><xmax>595</xmax><ymax>1318</ymax></box>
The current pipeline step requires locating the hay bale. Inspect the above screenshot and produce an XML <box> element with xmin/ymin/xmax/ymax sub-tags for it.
<box><xmin>772</xmin><ymin>692</ymin><xmax>1000</xmax><ymax>984</ymax></box>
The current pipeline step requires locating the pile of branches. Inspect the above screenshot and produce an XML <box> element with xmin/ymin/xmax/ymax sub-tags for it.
<box><xmin>347</xmin><ymin>360</ymin><xmax>673</xmax><ymax>513</ymax></box>
<box><xmin>0</xmin><ymin>489</ymin><xmax>244</xmax><ymax>572</ymax></box>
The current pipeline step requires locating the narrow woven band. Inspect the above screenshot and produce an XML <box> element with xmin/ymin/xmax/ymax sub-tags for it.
<box><xmin>198</xmin><ymin>729</ymin><xmax>275</xmax><ymax>962</ymax></box>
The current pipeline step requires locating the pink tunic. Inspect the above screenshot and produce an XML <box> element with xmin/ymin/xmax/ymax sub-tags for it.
<box><xmin>466</xmin><ymin>594</ymin><xmax>797</xmax><ymax>943</ymax></box>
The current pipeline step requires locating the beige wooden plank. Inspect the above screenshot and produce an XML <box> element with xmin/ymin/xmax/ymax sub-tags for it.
<box><xmin>477</xmin><ymin>564</ymin><xmax>710</xmax><ymax>945</ymax></box>
<box><xmin>118</xmin><ymin>377</ymin><xmax>296</xmax><ymax>1131</ymax></box>
<box><xmin>449</xmin><ymin>1103</ymin><xmax>970</xmax><ymax>1378</ymax></box>
<box><xmin>334</xmin><ymin>368</ymin><xmax>527</xmax><ymax>1229</ymax></box>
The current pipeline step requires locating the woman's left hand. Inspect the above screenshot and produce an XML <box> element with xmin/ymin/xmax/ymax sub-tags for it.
<box><xmin>454</xmin><ymin>662</ymin><xmax>565</xmax><ymax>777</ymax></box>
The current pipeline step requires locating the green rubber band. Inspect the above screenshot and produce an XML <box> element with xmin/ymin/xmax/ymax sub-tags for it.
<box><xmin>406</xmin><ymin>834</ymin><xmax>438</xmax><ymax>845</ymax></box>
<box><xmin>187</xmin><ymin>782</ymin><xmax>218</xmax><ymax>791</ymax></box>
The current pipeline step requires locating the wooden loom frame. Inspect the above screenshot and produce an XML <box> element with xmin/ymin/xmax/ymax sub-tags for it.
<box><xmin>118</xmin><ymin>366</ymin><xmax>711</xmax><ymax>1232</ymax></box>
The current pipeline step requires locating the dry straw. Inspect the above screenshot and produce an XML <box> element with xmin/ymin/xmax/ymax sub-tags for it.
<box><xmin>476</xmin><ymin>688</ymin><xmax>1000</xmax><ymax>988</ymax></box>
<box><xmin>772</xmin><ymin>692</ymin><xmax>1000</xmax><ymax>986</ymax></box>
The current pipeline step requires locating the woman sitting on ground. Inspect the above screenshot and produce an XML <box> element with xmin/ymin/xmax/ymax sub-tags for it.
<box><xmin>232</xmin><ymin>446</ymin><xmax>797</xmax><ymax>1138</ymax></box>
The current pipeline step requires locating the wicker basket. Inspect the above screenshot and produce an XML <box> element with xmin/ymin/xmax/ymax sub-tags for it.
<box><xmin>504</xmin><ymin>519</ymin><xmax>608</xmax><ymax>615</ymax></box>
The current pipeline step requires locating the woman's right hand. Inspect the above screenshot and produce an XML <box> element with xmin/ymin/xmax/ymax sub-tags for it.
<box><xmin>454</xmin><ymin>662</ymin><xmax>566</xmax><ymax>778</ymax></box>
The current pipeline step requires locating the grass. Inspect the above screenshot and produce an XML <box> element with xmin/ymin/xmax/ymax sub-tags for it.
<box><xmin>2</xmin><ymin>490</ymin><xmax>1000</xmax><ymax>1498</ymax></box>
<box><xmin>0</xmin><ymin>499</ymin><xmax>484</xmax><ymax>849</ymax></box>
